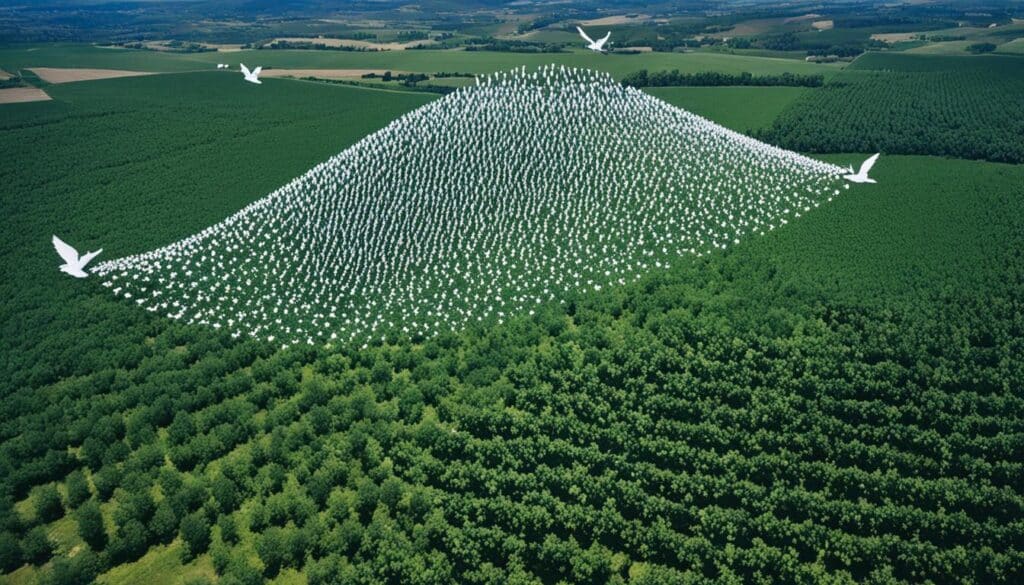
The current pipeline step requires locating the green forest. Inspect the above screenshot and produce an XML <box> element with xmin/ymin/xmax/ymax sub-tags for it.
<box><xmin>758</xmin><ymin>54</ymin><xmax>1024</xmax><ymax>163</ymax></box>
<box><xmin>3</xmin><ymin>144</ymin><xmax>1023</xmax><ymax>583</ymax></box>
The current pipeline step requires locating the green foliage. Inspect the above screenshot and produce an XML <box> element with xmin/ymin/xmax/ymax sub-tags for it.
<box><xmin>760</xmin><ymin>54</ymin><xmax>1024</xmax><ymax>163</ymax></box>
<box><xmin>966</xmin><ymin>42</ymin><xmax>997</xmax><ymax>53</ymax></box>
<box><xmin>179</xmin><ymin>512</ymin><xmax>212</xmax><ymax>560</ymax></box>
<box><xmin>63</xmin><ymin>470</ymin><xmax>92</xmax><ymax>509</ymax></box>
<box><xmin>22</xmin><ymin>526</ymin><xmax>54</xmax><ymax>566</ymax></box>
<box><xmin>0</xmin><ymin>532</ymin><xmax>23</xmax><ymax>573</ymax></box>
<box><xmin>217</xmin><ymin>514</ymin><xmax>238</xmax><ymax>545</ymax></box>
<box><xmin>75</xmin><ymin>500</ymin><xmax>107</xmax><ymax>550</ymax></box>
<box><xmin>33</xmin><ymin>484</ymin><xmax>65</xmax><ymax>524</ymax></box>
<box><xmin>107</xmin><ymin>519</ymin><xmax>149</xmax><ymax>565</ymax></box>
<box><xmin>149</xmin><ymin>502</ymin><xmax>179</xmax><ymax>545</ymax></box>
<box><xmin>622</xmin><ymin>69</ymin><xmax>824</xmax><ymax>87</ymax></box>
<box><xmin>39</xmin><ymin>549</ymin><xmax>102</xmax><ymax>585</ymax></box>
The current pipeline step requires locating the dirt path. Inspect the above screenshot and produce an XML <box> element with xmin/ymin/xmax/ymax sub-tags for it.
<box><xmin>29</xmin><ymin>68</ymin><xmax>158</xmax><ymax>84</ymax></box>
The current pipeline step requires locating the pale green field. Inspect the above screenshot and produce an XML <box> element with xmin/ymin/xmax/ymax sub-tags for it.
<box><xmin>644</xmin><ymin>86</ymin><xmax>809</xmax><ymax>133</ymax></box>
<box><xmin>998</xmin><ymin>38</ymin><xmax>1024</xmax><ymax>54</ymax></box>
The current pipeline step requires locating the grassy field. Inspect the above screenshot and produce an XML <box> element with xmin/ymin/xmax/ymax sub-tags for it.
<box><xmin>0</xmin><ymin>43</ymin><xmax>846</xmax><ymax>80</ymax></box>
<box><xmin>644</xmin><ymin>86</ymin><xmax>809</xmax><ymax>133</ymax></box>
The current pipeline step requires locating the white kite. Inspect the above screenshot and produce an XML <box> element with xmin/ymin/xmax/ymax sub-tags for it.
<box><xmin>52</xmin><ymin>235</ymin><xmax>102</xmax><ymax>278</ymax></box>
<box><xmin>843</xmin><ymin>153</ymin><xmax>880</xmax><ymax>184</ymax></box>
<box><xmin>577</xmin><ymin>26</ymin><xmax>611</xmax><ymax>53</ymax></box>
<box><xmin>240</xmin><ymin>63</ymin><xmax>262</xmax><ymax>84</ymax></box>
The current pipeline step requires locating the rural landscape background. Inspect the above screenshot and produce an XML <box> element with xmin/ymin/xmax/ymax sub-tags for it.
<box><xmin>1</xmin><ymin>0</ymin><xmax>1023</xmax><ymax>583</ymax></box>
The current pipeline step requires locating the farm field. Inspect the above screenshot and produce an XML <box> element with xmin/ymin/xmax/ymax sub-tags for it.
<box><xmin>0</xmin><ymin>43</ymin><xmax>846</xmax><ymax>81</ymax></box>
<box><xmin>644</xmin><ymin>86</ymin><xmax>809</xmax><ymax>133</ymax></box>
<box><xmin>759</xmin><ymin>53</ymin><xmax>1024</xmax><ymax>163</ymax></box>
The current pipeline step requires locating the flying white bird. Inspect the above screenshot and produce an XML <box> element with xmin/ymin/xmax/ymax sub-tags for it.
<box><xmin>52</xmin><ymin>235</ymin><xmax>102</xmax><ymax>278</ymax></box>
<box><xmin>577</xmin><ymin>26</ymin><xmax>611</xmax><ymax>53</ymax></box>
<box><xmin>239</xmin><ymin>63</ymin><xmax>262</xmax><ymax>84</ymax></box>
<box><xmin>843</xmin><ymin>153</ymin><xmax>879</xmax><ymax>184</ymax></box>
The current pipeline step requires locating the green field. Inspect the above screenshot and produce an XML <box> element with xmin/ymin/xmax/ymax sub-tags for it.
<box><xmin>644</xmin><ymin>86</ymin><xmax>809</xmax><ymax>133</ymax></box>
<box><xmin>0</xmin><ymin>43</ymin><xmax>845</xmax><ymax>80</ymax></box>
<box><xmin>760</xmin><ymin>53</ymin><xmax>1024</xmax><ymax>163</ymax></box>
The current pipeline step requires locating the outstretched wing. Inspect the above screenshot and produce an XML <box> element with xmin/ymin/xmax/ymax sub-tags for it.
<box><xmin>576</xmin><ymin>26</ymin><xmax>595</xmax><ymax>45</ymax></box>
<box><xmin>239</xmin><ymin>63</ymin><xmax>251</xmax><ymax>77</ymax></box>
<box><xmin>252</xmin><ymin>66</ymin><xmax>262</xmax><ymax>77</ymax></box>
<box><xmin>52</xmin><ymin>235</ymin><xmax>79</xmax><ymax>265</ymax></box>
<box><xmin>79</xmin><ymin>249</ymin><xmax>103</xmax><ymax>267</ymax></box>
<box><xmin>858</xmin><ymin>153</ymin><xmax>880</xmax><ymax>175</ymax></box>
<box><xmin>594</xmin><ymin>31</ymin><xmax>611</xmax><ymax>50</ymax></box>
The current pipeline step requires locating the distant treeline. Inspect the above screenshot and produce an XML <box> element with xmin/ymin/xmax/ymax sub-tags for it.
<box><xmin>622</xmin><ymin>69</ymin><xmax>825</xmax><ymax>88</ymax></box>
<box><xmin>463</xmin><ymin>39</ymin><xmax>566</xmax><ymax>53</ymax></box>
<box><xmin>0</xmin><ymin>76</ymin><xmax>26</xmax><ymax>89</ymax></box>
<box><xmin>361</xmin><ymin>72</ymin><xmax>430</xmax><ymax>84</ymax></box>
<box><xmin>302</xmin><ymin>77</ymin><xmax>455</xmax><ymax>95</ymax></box>
<box><xmin>97</xmin><ymin>41</ymin><xmax>216</xmax><ymax>54</ymax></box>
<box><xmin>258</xmin><ymin>41</ymin><xmax>380</xmax><ymax>52</ymax></box>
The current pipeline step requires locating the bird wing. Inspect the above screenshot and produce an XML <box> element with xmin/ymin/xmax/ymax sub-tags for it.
<box><xmin>52</xmin><ymin>235</ymin><xmax>79</xmax><ymax>265</ymax></box>
<box><xmin>859</xmin><ymin>153</ymin><xmax>880</xmax><ymax>175</ymax></box>
<box><xmin>252</xmin><ymin>66</ymin><xmax>262</xmax><ymax>77</ymax></box>
<box><xmin>576</xmin><ymin>26</ymin><xmax>595</xmax><ymax>45</ymax></box>
<box><xmin>79</xmin><ymin>249</ymin><xmax>103</xmax><ymax>267</ymax></box>
<box><xmin>239</xmin><ymin>63</ymin><xmax>251</xmax><ymax>77</ymax></box>
<box><xmin>595</xmin><ymin>31</ymin><xmax>611</xmax><ymax>49</ymax></box>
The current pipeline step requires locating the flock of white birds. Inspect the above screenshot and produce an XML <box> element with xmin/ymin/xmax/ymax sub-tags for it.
<box><xmin>84</xmin><ymin>65</ymin><xmax>851</xmax><ymax>348</ymax></box>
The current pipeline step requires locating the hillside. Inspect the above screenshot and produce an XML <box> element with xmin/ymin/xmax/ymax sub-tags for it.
<box><xmin>95</xmin><ymin>65</ymin><xmax>846</xmax><ymax>347</ymax></box>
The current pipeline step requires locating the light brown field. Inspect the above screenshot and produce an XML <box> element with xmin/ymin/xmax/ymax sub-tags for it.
<box><xmin>812</xmin><ymin>20</ymin><xmax>834</xmax><ymax>31</ymax></box>
<box><xmin>784</xmin><ymin>13</ymin><xmax>823</xmax><ymax>23</ymax></box>
<box><xmin>29</xmin><ymin>68</ymin><xmax>157</xmax><ymax>84</ymax></box>
<box><xmin>0</xmin><ymin>69</ymin><xmax>11</xmax><ymax>80</ymax></box>
<box><xmin>0</xmin><ymin>87</ymin><xmax>51</xmax><ymax>104</ymax></box>
<box><xmin>142</xmin><ymin>40</ymin><xmax>244</xmax><ymax>52</ymax></box>
<box><xmin>871</xmin><ymin>32</ymin><xmax>918</xmax><ymax>42</ymax></box>
<box><xmin>580</xmin><ymin>14</ymin><xmax>652</xmax><ymax>26</ymax></box>
<box><xmin>270</xmin><ymin>37</ymin><xmax>437</xmax><ymax>51</ymax></box>
<box><xmin>258</xmin><ymin>69</ymin><xmax>412</xmax><ymax>80</ymax></box>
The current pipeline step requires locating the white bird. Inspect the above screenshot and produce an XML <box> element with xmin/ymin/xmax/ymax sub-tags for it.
<box><xmin>843</xmin><ymin>153</ymin><xmax>879</xmax><ymax>184</ymax></box>
<box><xmin>577</xmin><ymin>26</ymin><xmax>611</xmax><ymax>53</ymax></box>
<box><xmin>239</xmin><ymin>63</ymin><xmax>262</xmax><ymax>84</ymax></box>
<box><xmin>53</xmin><ymin>235</ymin><xmax>102</xmax><ymax>278</ymax></box>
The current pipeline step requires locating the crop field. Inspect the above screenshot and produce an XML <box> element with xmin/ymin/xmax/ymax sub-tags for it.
<box><xmin>0</xmin><ymin>43</ymin><xmax>845</xmax><ymax>81</ymax></box>
<box><xmin>759</xmin><ymin>54</ymin><xmax>1024</xmax><ymax>163</ymax></box>
<box><xmin>644</xmin><ymin>86</ymin><xmax>809</xmax><ymax>133</ymax></box>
